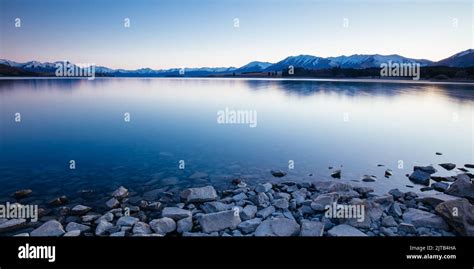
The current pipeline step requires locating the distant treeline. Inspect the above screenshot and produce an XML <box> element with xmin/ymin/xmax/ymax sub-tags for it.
<box><xmin>272</xmin><ymin>66</ymin><xmax>474</xmax><ymax>80</ymax></box>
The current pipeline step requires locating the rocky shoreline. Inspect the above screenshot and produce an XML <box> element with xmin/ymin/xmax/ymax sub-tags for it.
<box><xmin>0</xmin><ymin>165</ymin><xmax>473</xmax><ymax>237</ymax></box>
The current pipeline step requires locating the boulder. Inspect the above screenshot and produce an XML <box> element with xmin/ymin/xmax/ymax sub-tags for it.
<box><xmin>416</xmin><ymin>192</ymin><xmax>459</xmax><ymax>208</ymax></box>
<box><xmin>432</xmin><ymin>182</ymin><xmax>449</xmax><ymax>192</ymax></box>
<box><xmin>414</xmin><ymin>166</ymin><xmax>437</xmax><ymax>174</ymax></box>
<box><xmin>240</xmin><ymin>205</ymin><xmax>257</xmax><ymax>221</ymax></box>
<box><xmin>162</xmin><ymin>207</ymin><xmax>192</xmax><ymax>220</ymax></box>
<box><xmin>132</xmin><ymin>222</ymin><xmax>152</xmax><ymax>235</ymax></box>
<box><xmin>402</xmin><ymin>208</ymin><xmax>448</xmax><ymax>230</ymax></box>
<box><xmin>180</xmin><ymin>186</ymin><xmax>217</xmax><ymax>203</ymax></box>
<box><xmin>198</xmin><ymin>210</ymin><xmax>241</xmax><ymax>233</ymax></box>
<box><xmin>30</xmin><ymin>220</ymin><xmax>65</xmax><ymax>237</ymax></box>
<box><xmin>116</xmin><ymin>216</ymin><xmax>139</xmax><ymax>227</ymax></box>
<box><xmin>71</xmin><ymin>205</ymin><xmax>91</xmax><ymax>215</ymax></box>
<box><xmin>177</xmin><ymin>217</ymin><xmax>193</xmax><ymax>233</ymax></box>
<box><xmin>270</xmin><ymin>170</ymin><xmax>287</xmax><ymax>178</ymax></box>
<box><xmin>0</xmin><ymin>218</ymin><xmax>27</xmax><ymax>232</ymax></box>
<box><xmin>95</xmin><ymin>220</ymin><xmax>113</xmax><ymax>236</ymax></box>
<box><xmin>435</xmin><ymin>198</ymin><xmax>474</xmax><ymax>236</ymax></box>
<box><xmin>409</xmin><ymin>170</ymin><xmax>431</xmax><ymax>185</ymax></box>
<box><xmin>237</xmin><ymin>218</ymin><xmax>262</xmax><ymax>234</ymax></box>
<box><xmin>65</xmin><ymin>222</ymin><xmax>90</xmax><ymax>233</ymax></box>
<box><xmin>149</xmin><ymin>217</ymin><xmax>176</xmax><ymax>234</ymax></box>
<box><xmin>445</xmin><ymin>175</ymin><xmax>474</xmax><ymax>199</ymax></box>
<box><xmin>327</xmin><ymin>224</ymin><xmax>367</xmax><ymax>236</ymax></box>
<box><xmin>254</xmin><ymin>218</ymin><xmax>300</xmax><ymax>236</ymax></box>
<box><xmin>255</xmin><ymin>183</ymin><xmax>273</xmax><ymax>193</ymax></box>
<box><xmin>310</xmin><ymin>193</ymin><xmax>338</xmax><ymax>212</ymax></box>
<box><xmin>256</xmin><ymin>206</ymin><xmax>275</xmax><ymax>219</ymax></box>
<box><xmin>299</xmin><ymin>220</ymin><xmax>324</xmax><ymax>236</ymax></box>
<box><xmin>112</xmin><ymin>186</ymin><xmax>129</xmax><ymax>200</ymax></box>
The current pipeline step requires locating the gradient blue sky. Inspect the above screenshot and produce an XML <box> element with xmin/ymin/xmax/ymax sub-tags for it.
<box><xmin>0</xmin><ymin>0</ymin><xmax>472</xmax><ymax>69</ymax></box>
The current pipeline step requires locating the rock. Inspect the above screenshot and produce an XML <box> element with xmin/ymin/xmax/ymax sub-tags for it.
<box><xmin>162</xmin><ymin>207</ymin><xmax>192</xmax><ymax>220</ymax></box>
<box><xmin>255</xmin><ymin>183</ymin><xmax>273</xmax><ymax>193</ymax></box>
<box><xmin>445</xmin><ymin>175</ymin><xmax>474</xmax><ymax>199</ymax></box>
<box><xmin>398</xmin><ymin>223</ymin><xmax>417</xmax><ymax>234</ymax></box>
<box><xmin>65</xmin><ymin>222</ymin><xmax>90</xmax><ymax>233</ymax></box>
<box><xmin>238</xmin><ymin>218</ymin><xmax>262</xmax><ymax>234</ymax></box>
<box><xmin>240</xmin><ymin>205</ymin><xmax>257</xmax><ymax>221</ymax></box>
<box><xmin>117</xmin><ymin>216</ymin><xmax>139</xmax><ymax>227</ymax></box>
<box><xmin>388</xmin><ymin>189</ymin><xmax>404</xmax><ymax>200</ymax></box>
<box><xmin>311</xmin><ymin>193</ymin><xmax>338</xmax><ymax>212</ymax></box>
<box><xmin>414</xmin><ymin>166</ymin><xmax>437</xmax><ymax>174</ymax></box>
<box><xmin>331</xmin><ymin>170</ymin><xmax>341</xmax><ymax>179</ymax></box>
<box><xmin>255</xmin><ymin>218</ymin><xmax>300</xmax><ymax>236</ymax></box>
<box><xmin>232</xmin><ymin>192</ymin><xmax>247</xmax><ymax>202</ymax></box>
<box><xmin>71</xmin><ymin>205</ymin><xmax>91</xmax><ymax>215</ymax></box>
<box><xmin>132</xmin><ymin>222</ymin><xmax>152</xmax><ymax>235</ymax></box>
<box><xmin>189</xmin><ymin>172</ymin><xmax>208</xmax><ymax>179</ymax></box>
<box><xmin>106</xmin><ymin>197</ymin><xmax>120</xmax><ymax>209</ymax></box>
<box><xmin>49</xmin><ymin>196</ymin><xmax>68</xmax><ymax>206</ymax></box>
<box><xmin>409</xmin><ymin>170</ymin><xmax>431</xmax><ymax>185</ymax></box>
<box><xmin>63</xmin><ymin>230</ymin><xmax>81</xmax><ymax>237</ymax></box>
<box><xmin>402</xmin><ymin>208</ymin><xmax>448</xmax><ymax>230</ymax></box>
<box><xmin>177</xmin><ymin>217</ymin><xmax>193</xmax><ymax>233</ymax></box>
<box><xmin>81</xmin><ymin>214</ymin><xmax>100</xmax><ymax>223</ymax></box>
<box><xmin>435</xmin><ymin>198</ymin><xmax>474</xmax><ymax>236</ymax></box>
<box><xmin>390</xmin><ymin>202</ymin><xmax>403</xmax><ymax>218</ymax></box>
<box><xmin>327</xmin><ymin>224</ymin><xmax>367</xmax><ymax>236</ymax></box>
<box><xmin>458</xmin><ymin>168</ymin><xmax>469</xmax><ymax>172</ymax></box>
<box><xmin>354</xmin><ymin>186</ymin><xmax>374</xmax><ymax>196</ymax></box>
<box><xmin>435</xmin><ymin>152</ymin><xmax>442</xmax><ymax>155</ymax></box>
<box><xmin>180</xmin><ymin>186</ymin><xmax>217</xmax><ymax>203</ymax></box>
<box><xmin>299</xmin><ymin>220</ymin><xmax>324</xmax><ymax>236</ymax></box>
<box><xmin>432</xmin><ymin>182</ymin><xmax>449</xmax><ymax>192</ymax></box>
<box><xmin>201</xmin><ymin>202</ymin><xmax>232</xmax><ymax>213</ymax></box>
<box><xmin>31</xmin><ymin>220</ymin><xmax>65</xmax><ymax>237</ymax></box>
<box><xmin>110</xmin><ymin>231</ymin><xmax>126</xmax><ymax>237</ymax></box>
<box><xmin>95</xmin><ymin>213</ymin><xmax>114</xmax><ymax>224</ymax></box>
<box><xmin>273</xmin><ymin>198</ymin><xmax>289</xmax><ymax>209</ymax></box>
<box><xmin>256</xmin><ymin>192</ymin><xmax>270</xmax><ymax>207</ymax></box>
<box><xmin>465</xmin><ymin>164</ymin><xmax>474</xmax><ymax>169</ymax></box>
<box><xmin>382</xmin><ymin>216</ymin><xmax>397</xmax><ymax>227</ymax></box>
<box><xmin>198</xmin><ymin>210</ymin><xmax>241</xmax><ymax>233</ymax></box>
<box><xmin>0</xmin><ymin>218</ymin><xmax>27</xmax><ymax>232</ymax></box>
<box><xmin>362</xmin><ymin>175</ymin><xmax>377</xmax><ymax>182</ymax></box>
<box><xmin>95</xmin><ymin>220</ymin><xmax>113</xmax><ymax>236</ymax></box>
<box><xmin>149</xmin><ymin>217</ymin><xmax>176</xmax><ymax>234</ymax></box>
<box><xmin>439</xmin><ymin>163</ymin><xmax>456</xmax><ymax>171</ymax></box>
<box><xmin>112</xmin><ymin>186</ymin><xmax>129</xmax><ymax>200</ymax></box>
<box><xmin>270</xmin><ymin>170</ymin><xmax>287</xmax><ymax>178</ymax></box>
<box><xmin>385</xmin><ymin>169</ymin><xmax>393</xmax><ymax>177</ymax></box>
<box><xmin>420</xmin><ymin>187</ymin><xmax>433</xmax><ymax>192</ymax></box>
<box><xmin>13</xmin><ymin>189</ymin><xmax>32</xmax><ymax>199</ymax></box>
<box><xmin>256</xmin><ymin>206</ymin><xmax>275</xmax><ymax>219</ymax></box>
<box><xmin>416</xmin><ymin>192</ymin><xmax>459</xmax><ymax>208</ymax></box>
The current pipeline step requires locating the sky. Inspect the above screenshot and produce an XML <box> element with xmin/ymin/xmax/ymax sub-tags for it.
<box><xmin>0</xmin><ymin>0</ymin><xmax>472</xmax><ymax>69</ymax></box>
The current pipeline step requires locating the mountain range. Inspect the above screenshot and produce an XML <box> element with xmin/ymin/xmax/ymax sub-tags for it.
<box><xmin>1</xmin><ymin>49</ymin><xmax>472</xmax><ymax>77</ymax></box>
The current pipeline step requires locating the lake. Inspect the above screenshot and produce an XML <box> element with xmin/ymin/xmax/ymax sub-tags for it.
<box><xmin>0</xmin><ymin>78</ymin><xmax>473</xmax><ymax>203</ymax></box>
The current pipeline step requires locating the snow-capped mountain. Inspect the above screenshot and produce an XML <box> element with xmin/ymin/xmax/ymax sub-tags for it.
<box><xmin>1</xmin><ymin>49</ymin><xmax>472</xmax><ymax>77</ymax></box>
<box><xmin>234</xmin><ymin>61</ymin><xmax>272</xmax><ymax>73</ymax></box>
<box><xmin>264</xmin><ymin>55</ymin><xmax>333</xmax><ymax>71</ymax></box>
<box><xmin>327</xmin><ymin>54</ymin><xmax>433</xmax><ymax>69</ymax></box>
<box><xmin>434</xmin><ymin>49</ymin><xmax>474</xmax><ymax>67</ymax></box>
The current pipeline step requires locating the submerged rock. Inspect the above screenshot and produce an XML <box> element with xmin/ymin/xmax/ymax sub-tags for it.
<box><xmin>13</xmin><ymin>189</ymin><xmax>32</xmax><ymax>199</ymax></box>
<box><xmin>362</xmin><ymin>175</ymin><xmax>377</xmax><ymax>182</ymax></box>
<box><xmin>270</xmin><ymin>170</ymin><xmax>287</xmax><ymax>178</ymax></box>
<box><xmin>385</xmin><ymin>169</ymin><xmax>393</xmax><ymax>177</ymax></box>
<box><xmin>112</xmin><ymin>186</ymin><xmax>129</xmax><ymax>200</ymax></box>
<box><xmin>49</xmin><ymin>196</ymin><xmax>68</xmax><ymax>206</ymax></box>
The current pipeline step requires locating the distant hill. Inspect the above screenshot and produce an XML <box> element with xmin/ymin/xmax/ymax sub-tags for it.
<box><xmin>433</xmin><ymin>49</ymin><xmax>474</xmax><ymax>68</ymax></box>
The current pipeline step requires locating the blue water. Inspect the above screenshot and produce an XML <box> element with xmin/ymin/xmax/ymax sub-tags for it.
<box><xmin>0</xmin><ymin>78</ymin><xmax>473</xmax><ymax>202</ymax></box>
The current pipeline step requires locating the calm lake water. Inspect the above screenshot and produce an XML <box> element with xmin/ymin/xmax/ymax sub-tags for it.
<box><xmin>0</xmin><ymin>78</ymin><xmax>473</xmax><ymax>202</ymax></box>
